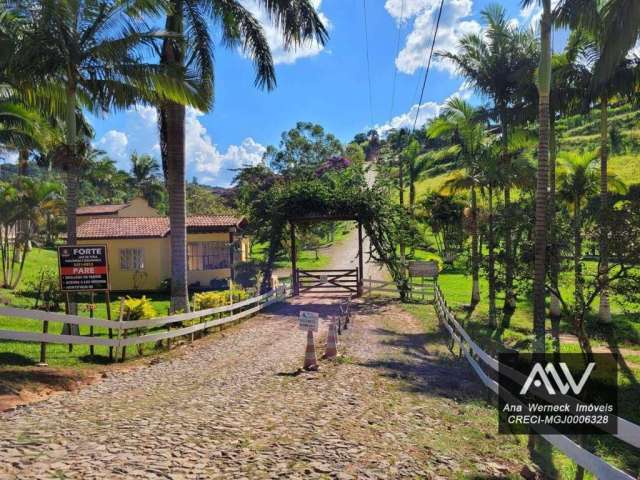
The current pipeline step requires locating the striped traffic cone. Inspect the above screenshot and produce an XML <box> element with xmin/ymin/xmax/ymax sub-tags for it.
<box><xmin>324</xmin><ymin>317</ymin><xmax>338</xmax><ymax>359</ymax></box>
<box><xmin>303</xmin><ymin>330</ymin><xmax>318</xmax><ymax>371</ymax></box>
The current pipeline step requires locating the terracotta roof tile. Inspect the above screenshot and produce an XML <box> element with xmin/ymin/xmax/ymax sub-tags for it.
<box><xmin>77</xmin><ymin>216</ymin><xmax>246</xmax><ymax>239</ymax></box>
<box><xmin>76</xmin><ymin>204</ymin><xmax>127</xmax><ymax>215</ymax></box>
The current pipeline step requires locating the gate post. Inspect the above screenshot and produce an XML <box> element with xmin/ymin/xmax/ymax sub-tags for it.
<box><xmin>357</xmin><ymin>222</ymin><xmax>364</xmax><ymax>296</ymax></box>
<box><xmin>290</xmin><ymin>222</ymin><xmax>299</xmax><ymax>296</ymax></box>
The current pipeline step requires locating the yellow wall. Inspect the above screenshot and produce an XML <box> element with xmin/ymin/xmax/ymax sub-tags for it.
<box><xmin>78</xmin><ymin>231</ymin><xmax>247</xmax><ymax>292</ymax></box>
<box><xmin>119</xmin><ymin>197</ymin><xmax>160</xmax><ymax>217</ymax></box>
<box><xmin>77</xmin><ymin>198</ymin><xmax>159</xmax><ymax>226</ymax></box>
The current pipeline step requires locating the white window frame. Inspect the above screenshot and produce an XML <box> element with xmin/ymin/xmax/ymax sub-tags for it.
<box><xmin>120</xmin><ymin>248</ymin><xmax>145</xmax><ymax>271</ymax></box>
<box><xmin>187</xmin><ymin>241</ymin><xmax>229</xmax><ymax>271</ymax></box>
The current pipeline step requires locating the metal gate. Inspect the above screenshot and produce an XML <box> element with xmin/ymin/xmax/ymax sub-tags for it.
<box><xmin>295</xmin><ymin>269</ymin><xmax>360</xmax><ymax>296</ymax></box>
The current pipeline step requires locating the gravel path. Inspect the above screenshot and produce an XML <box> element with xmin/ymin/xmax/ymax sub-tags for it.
<box><xmin>0</xmin><ymin>297</ymin><xmax>527</xmax><ymax>479</ymax></box>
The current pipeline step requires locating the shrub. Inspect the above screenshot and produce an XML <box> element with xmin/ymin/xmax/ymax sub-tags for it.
<box><xmin>193</xmin><ymin>288</ymin><xmax>249</xmax><ymax>310</ymax></box>
<box><xmin>124</xmin><ymin>296</ymin><xmax>157</xmax><ymax>320</ymax></box>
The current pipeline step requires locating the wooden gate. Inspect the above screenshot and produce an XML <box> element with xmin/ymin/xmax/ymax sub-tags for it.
<box><xmin>295</xmin><ymin>269</ymin><xmax>360</xmax><ymax>296</ymax></box>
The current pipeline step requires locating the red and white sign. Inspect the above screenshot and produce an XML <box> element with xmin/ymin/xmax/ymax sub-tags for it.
<box><xmin>58</xmin><ymin>245</ymin><xmax>110</xmax><ymax>292</ymax></box>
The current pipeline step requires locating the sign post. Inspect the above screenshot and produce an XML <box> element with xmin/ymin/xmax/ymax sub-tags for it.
<box><xmin>57</xmin><ymin>245</ymin><xmax>112</xmax><ymax>360</ymax></box>
<box><xmin>299</xmin><ymin>311</ymin><xmax>319</xmax><ymax>370</ymax></box>
<box><xmin>408</xmin><ymin>261</ymin><xmax>439</xmax><ymax>302</ymax></box>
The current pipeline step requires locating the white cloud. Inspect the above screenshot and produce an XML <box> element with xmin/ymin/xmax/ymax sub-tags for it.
<box><xmin>183</xmin><ymin>109</ymin><xmax>267</xmax><ymax>180</ymax></box>
<box><xmin>95</xmin><ymin>130</ymin><xmax>129</xmax><ymax>161</ymax></box>
<box><xmin>374</xmin><ymin>82</ymin><xmax>473</xmax><ymax>136</ymax></box>
<box><xmin>374</xmin><ymin>101</ymin><xmax>441</xmax><ymax>136</ymax></box>
<box><xmin>240</xmin><ymin>0</ymin><xmax>330</xmax><ymax>65</ymax></box>
<box><xmin>386</xmin><ymin>0</ymin><xmax>481</xmax><ymax>75</ymax></box>
<box><xmin>94</xmin><ymin>106</ymin><xmax>267</xmax><ymax>185</ymax></box>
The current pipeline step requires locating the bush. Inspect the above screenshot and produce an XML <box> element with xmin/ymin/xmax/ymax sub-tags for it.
<box><xmin>193</xmin><ymin>288</ymin><xmax>249</xmax><ymax>310</ymax></box>
<box><xmin>233</xmin><ymin>260</ymin><xmax>264</xmax><ymax>288</ymax></box>
<box><xmin>124</xmin><ymin>296</ymin><xmax>157</xmax><ymax>320</ymax></box>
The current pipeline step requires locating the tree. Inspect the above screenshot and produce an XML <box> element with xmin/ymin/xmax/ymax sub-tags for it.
<box><xmin>266</xmin><ymin>122</ymin><xmax>342</xmax><ymax>176</ymax></box>
<box><xmin>0</xmin><ymin>177</ymin><xmax>62</xmax><ymax>289</ymax></box>
<box><xmin>418</xmin><ymin>192</ymin><xmax>465</xmax><ymax>266</ymax></box>
<box><xmin>129</xmin><ymin>153</ymin><xmax>165</xmax><ymax>209</ymax></box>
<box><xmin>429</xmin><ymin>97</ymin><xmax>487</xmax><ymax>308</ymax></box>
<box><xmin>522</xmin><ymin>0</ymin><xmax>552</xmax><ymax>354</ymax></box>
<box><xmin>555</xmin><ymin>150</ymin><xmax>626</xmax><ymax>356</ymax></box>
<box><xmin>440</xmin><ymin>4</ymin><xmax>539</xmax><ymax>317</ymax></box>
<box><xmin>14</xmin><ymin>0</ymin><xmax>194</xmax><ymax>250</ymax></box>
<box><xmin>187</xmin><ymin>184</ymin><xmax>236</xmax><ymax>216</ymax></box>
<box><xmin>565</xmin><ymin>16</ymin><xmax>640</xmax><ymax>323</ymax></box>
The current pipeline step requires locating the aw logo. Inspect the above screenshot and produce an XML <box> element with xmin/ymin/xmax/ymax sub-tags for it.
<box><xmin>520</xmin><ymin>362</ymin><xmax>596</xmax><ymax>395</ymax></box>
<box><xmin>498</xmin><ymin>353</ymin><xmax>618</xmax><ymax>435</ymax></box>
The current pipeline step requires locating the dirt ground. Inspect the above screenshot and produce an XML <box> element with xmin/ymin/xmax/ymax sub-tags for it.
<box><xmin>0</xmin><ymin>296</ymin><xmax>535</xmax><ymax>479</ymax></box>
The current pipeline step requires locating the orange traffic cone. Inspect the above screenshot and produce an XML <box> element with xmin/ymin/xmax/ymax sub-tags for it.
<box><xmin>303</xmin><ymin>330</ymin><xmax>318</xmax><ymax>370</ymax></box>
<box><xmin>324</xmin><ymin>317</ymin><xmax>338</xmax><ymax>359</ymax></box>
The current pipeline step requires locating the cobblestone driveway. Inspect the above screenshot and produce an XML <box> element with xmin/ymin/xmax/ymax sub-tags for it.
<box><xmin>0</xmin><ymin>298</ymin><xmax>528</xmax><ymax>479</ymax></box>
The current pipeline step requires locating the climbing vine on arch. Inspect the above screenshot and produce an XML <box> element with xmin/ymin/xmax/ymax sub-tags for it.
<box><xmin>251</xmin><ymin>166</ymin><xmax>411</xmax><ymax>299</ymax></box>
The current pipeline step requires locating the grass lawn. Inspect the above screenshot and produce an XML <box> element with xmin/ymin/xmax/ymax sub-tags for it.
<box><xmin>250</xmin><ymin>222</ymin><xmax>354</xmax><ymax>271</ymax></box>
<box><xmin>0</xmin><ymin>247</ymin><xmax>176</xmax><ymax>367</ymax></box>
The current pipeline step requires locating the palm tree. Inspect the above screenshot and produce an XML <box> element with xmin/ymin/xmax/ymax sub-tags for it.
<box><xmin>556</xmin><ymin>150</ymin><xmax>600</xmax><ymax>357</ymax></box>
<box><xmin>429</xmin><ymin>98</ymin><xmax>487</xmax><ymax>309</ymax></box>
<box><xmin>12</xmin><ymin>0</ymin><xmax>196</xmax><ymax>245</ymax></box>
<box><xmin>440</xmin><ymin>4</ymin><xmax>539</xmax><ymax>318</ymax></box>
<box><xmin>565</xmin><ymin>19</ymin><xmax>640</xmax><ymax>323</ymax></box>
<box><xmin>158</xmin><ymin>1</ymin><xmax>327</xmax><ymax>312</ymax></box>
<box><xmin>521</xmin><ymin>0</ymin><xmax>552</xmax><ymax>353</ymax></box>
<box><xmin>130</xmin><ymin>152</ymin><xmax>164</xmax><ymax>208</ymax></box>
<box><xmin>0</xmin><ymin>177</ymin><xmax>62</xmax><ymax>289</ymax></box>
<box><xmin>594</xmin><ymin>0</ymin><xmax>640</xmax><ymax>84</ymax></box>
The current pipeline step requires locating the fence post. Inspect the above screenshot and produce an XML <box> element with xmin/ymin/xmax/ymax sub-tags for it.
<box><xmin>116</xmin><ymin>298</ymin><xmax>125</xmax><ymax>361</ymax></box>
<box><xmin>88</xmin><ymin>292</ymin><xmax>95</xmax><ymax>358</ymax></box>
<box><xmin>38</xmin><ymin>319</ymin><xmax>48</xmax><ymax>366</ymax></box>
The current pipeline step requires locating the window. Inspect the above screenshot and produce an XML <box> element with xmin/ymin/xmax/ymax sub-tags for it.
<box><xmin>120</xmin><ymin>248</ymin><xmax>144</xmax><ymax>271</ymax></box>
<box><xmin>188</xmin><ymin>241</ymin><xmax>229</xmax><ymax>271</ymax></box>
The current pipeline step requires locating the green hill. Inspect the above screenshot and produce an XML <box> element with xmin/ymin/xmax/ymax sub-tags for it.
<box><xmin>414</xmin><ymin>103</ymin><xmax>640</xmax><ymax>197</ymax></box>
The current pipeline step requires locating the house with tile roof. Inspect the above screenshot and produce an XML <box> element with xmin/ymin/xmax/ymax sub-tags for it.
<box><xmin>75</xmin><ymin>198</ymin><xmax>249</xmax><ymax>292</ymax></box>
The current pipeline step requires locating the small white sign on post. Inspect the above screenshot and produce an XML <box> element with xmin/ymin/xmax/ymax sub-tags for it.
<box><xmin>299</xmin><ymin>311</ymin><xmax>319</xmax><ymax>332</ymax></box>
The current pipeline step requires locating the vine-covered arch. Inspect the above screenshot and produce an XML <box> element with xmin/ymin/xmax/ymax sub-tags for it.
<box><xmin>257</xmin><ymin>170</ymin><xmax>410</xmax><ymax>299</ymax></box>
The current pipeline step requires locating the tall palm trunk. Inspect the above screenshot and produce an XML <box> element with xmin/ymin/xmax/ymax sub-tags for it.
<box><xmin>161</xmin><ymin>2</ymin><xmax>190</xmax><ymax>313</ymax></box>
<box><xmin>65</xmin><ymin>85</ymin><xmax>78</xmax><ymax>317</ymax></box>
<box><xmin>470</xmin><ymin>186</ymin><xmax>480</xmax><ymax>307</ymax></box>
<box><xmin>488</xmin><ymin>184</ymin><xmax>497</xmax><ymax>327</ymax></box>
<box><xmin>18</xmin><ymin>148</ymin><xmax>28</xmax><ymax>175</ymax></box>
<box><xmin>598</xmin><ymin>95</ymin><xmax>611</xmax><ymax>323</ymax></box>
<box><xmin>533</xmin><ymin>0</ymin><xmax>551</xmax><ymax>354</ymax></box>
<box><xmin>500</xmin><ymin>109</ymin><xmax>516</xmax><ymax>317</ymax></box>
<box><xmin>398</xmin><ymin>155</ymin><xmax>405</xmax><ymax>264</ymax></box>
<box><xmin>549</xmin><ymin>119</ymin><xmax>561</xmax><ymax>320</ymax></box>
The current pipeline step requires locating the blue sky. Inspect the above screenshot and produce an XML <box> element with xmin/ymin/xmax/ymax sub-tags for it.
<box><xmin>87</xmin><ymin>0</ymin><xmax>546</xmax><ymax>187</ymax></box>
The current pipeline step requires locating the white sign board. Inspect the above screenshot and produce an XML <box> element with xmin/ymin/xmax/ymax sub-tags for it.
<box><xmin>299</xmin><ymin>311</ymin><xmax>319</xmax><ymax>332</ymax></box>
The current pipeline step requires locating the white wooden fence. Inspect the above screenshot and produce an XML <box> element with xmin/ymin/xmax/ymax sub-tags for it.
<box><xmin>0</xmin><ymin>286</ymin><xmax>287</xmax><ymax>351</ymax></box>
<box><xmin>363</xmin><ymin>278</ymin><xmax>399</xmax><ymax>296</ymax></box>
<box><xmin>434</xmin><ymin>284</ymin><xmax>639</xmax><ymax>480</ymax></box>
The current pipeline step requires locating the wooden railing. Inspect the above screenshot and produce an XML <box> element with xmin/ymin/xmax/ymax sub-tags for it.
<box><xmin>434</xmin><ymin>284</ymin><xmax>639</xmax><ymax>479</ymax></box>
<box><xmin>0</xmin><ymin>286</ymin><xmax>287</xmax><ymax>358</ymax></box>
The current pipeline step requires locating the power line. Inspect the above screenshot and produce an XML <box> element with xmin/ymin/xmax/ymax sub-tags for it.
<box><xmin>362</xmin><ymin>0</ymin><xmax>374</xmax><ymax>126</ymax></box>
<box><xmin>412</xmin><ymin>0</ymin><xmax>445</xmax><ymax>132</ymax></box>
<box><xmin>389</xmin><ymin>0</ymin><xmax>406</xmax><ymax>119</ymax></box>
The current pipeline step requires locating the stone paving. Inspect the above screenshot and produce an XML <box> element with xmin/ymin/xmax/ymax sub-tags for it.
<box><xmin>0</xmin><ymin>297</ymin><xmax>529</xmax><ymax>479</ymax></box>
